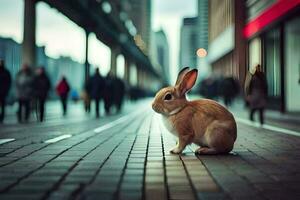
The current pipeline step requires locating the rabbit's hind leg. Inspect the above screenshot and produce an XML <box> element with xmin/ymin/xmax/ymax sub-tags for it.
<box><xmin>195</xmin><ymin>147</ymin><xmax>218</xmax><ymax>155</ymax></box>
<box><xmin>200</xmin><ymin>122</ymin><xmax>235</xmax><ymax>155</ymax></box>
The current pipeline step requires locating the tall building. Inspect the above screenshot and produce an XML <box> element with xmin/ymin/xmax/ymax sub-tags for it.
<box><xmin>196</xmin><ymin>0</ymin><xmax>209</xmax><ymax>79</ymax></box>
<box><xmin>49</xmin><ymin>56</ymin><xmax>84</xmax><ymax>92</ymax></box>
<box><xmin>0</xmin><ymin>36</ymin><xmax>85</xmax><ymax>98</ymax></box>
<box><xmin>179</xmin><ymin>0</ymin><xmax>209</xmax><ymax>76</ymax></box>
<box><xmin>197</xmin><ymin>0</ymin><xmax>208</xmax><ymax>51</ymax></box>
<box><xmin>0</xmin><ymin>37</ymin><xmax>47</xmax><ymax>79</ymax></box>
<box><xmin>124</xmin><ymin>0</ymin><xmax>151</xmax><ymax>53</ymax></box>
<box><xmin>207</xmin><ymin>0</ymin><xmax>246</xmax><ymax>83</ymax></box>
<box><xmin>150</xmin><ymin>30</ymin><xmax>170</xmax><ymax>85</ymax></box>
<box><xmin>208</xmin><ymin>0</ymin><xmax>300</xmax><ymax>112</ymax></box>
<box><xmin>0</xmin><ymin>37</ymin><xmax>22</xmax><ymax>79</ymax></box>
<box><xmin>244</xmin><ymin>0</ymin><xmax>300</xmax><ymax>112</ymax></box>
<box><xmin>179</xmin><ymin>17</ymin><xmax>198</xmax><ymax>70</ymax></box>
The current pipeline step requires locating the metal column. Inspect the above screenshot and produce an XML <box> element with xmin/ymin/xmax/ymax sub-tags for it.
<box><xmin>22</xmin><ymin>0</ymin><xmax>36</xmax><ymax>67</ymax></box>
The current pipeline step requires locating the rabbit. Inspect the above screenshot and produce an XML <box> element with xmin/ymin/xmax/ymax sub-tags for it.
<box><xmin>152</xmin><ymin>67</ymin><xmax>237</xmax><ymax>155</ymax></box>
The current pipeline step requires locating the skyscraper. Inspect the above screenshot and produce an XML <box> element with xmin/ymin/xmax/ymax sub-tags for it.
<box><xmin>197</xmin><ymin>0</ymin><xmax>208</xmax><ymax>51</ymax></box>
<box><xmin>150</xmin><ymin>30</ymin><xmax>170</xmax><ymax>85</ymax></box>
<box><xmin>179</xmin><ymin>17</ymin><xmax>198</xmax><ymax>70</ymax></box>
<box><xmin>196</xmin><ymin>0</ymin><xmax>209</xmax><ymax>79</ymax></box>
<box><xmin>125</xmin><ymin>0</ymin><xmax>151</xmax><ymax>53</ymax></box>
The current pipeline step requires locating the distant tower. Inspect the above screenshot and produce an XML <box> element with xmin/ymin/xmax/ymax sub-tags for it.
<box><xmin>196</xmin><ymin>0</ymin><xmax>209</xmax><ymax>78</ymax></box>
<box><xmin>150</xmin><ymin>30</ymin><xmax>170</xmax><ymax>85</ymax></box>
<box><xmin>179</xmin><ymin>17</ymin><xmax>198</xmax><ymax>70</ymax></box>
<box><xmin>126</xmin><ymin>0</ymin><xmax>151</xmax><ymax>53</ymax></box>
<box><xmin>197</xmin><ymin>0</ymin><xmax>208</xmax><ymax>51</ymax></box>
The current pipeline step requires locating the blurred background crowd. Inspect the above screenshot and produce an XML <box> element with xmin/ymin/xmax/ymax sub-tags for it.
<box><xmin>0</xmin><ymin>0</ymin><xmax>299</xmax><ymax>124</ymax></box>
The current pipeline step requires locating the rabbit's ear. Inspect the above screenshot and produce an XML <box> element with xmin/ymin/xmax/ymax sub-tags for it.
<box><xmin>175</xmin><ymin>67</ymin><xmax>190</xmax><ymax>86</ymax></box>
<box><xmin>177</xmin><ymin>69</ymin><xmax>198</xmax><ymax>96</ymax></box>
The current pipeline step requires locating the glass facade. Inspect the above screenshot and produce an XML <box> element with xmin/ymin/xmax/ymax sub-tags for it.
<box><xmin>264</xmin><ymin>27</ymin><xmax>281</xmax><ymax>98</ymax></box>
<box><xmin>285</xmin><ymin>16</ymin><xmax>300</xmax><ymax>111</ymax></box>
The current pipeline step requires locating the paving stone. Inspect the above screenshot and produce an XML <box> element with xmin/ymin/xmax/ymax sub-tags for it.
<box><xmin>1</xmin><ymin>102</ymin><xmax>300</xmax><ymax>199</ymax></box>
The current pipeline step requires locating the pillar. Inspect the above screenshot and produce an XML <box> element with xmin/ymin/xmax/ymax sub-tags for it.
<box><xmin>110</xmin><ymin>47</ymin><xmax>119</xmax><ymax>76</ymax></box>
<box><xmin>22</xmin><ymin>0</ymin><xmax>36</xmax><ymax>67</ymax></box>
<box><xmin>85</xmin><ymin>31</ymin><xmax>90</xmax><ymax>84</ymax></box>
<box><xmin>234</xmin><ymin>0</ymin><xmax>246</xmax><ymax>85</ymax></box>
<box><xmin>137</xmin><ymin>67</ymin><xmax>145</xmax><ymax>89</ymax></box>
<box><xmin>124</xmin><ymin>58</ymin><xmax>131</xmax><ymax>84</ymax></box>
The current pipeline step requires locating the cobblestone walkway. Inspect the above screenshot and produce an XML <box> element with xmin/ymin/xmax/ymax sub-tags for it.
<box><xmin>1</xmin><ymin>102</ymin><xmax>300</xmax><ymax>200</ymax></box>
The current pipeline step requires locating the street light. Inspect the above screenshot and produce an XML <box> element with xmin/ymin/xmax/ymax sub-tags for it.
<box><xmin>196</xmin><ymin>48</ymin><xmax>207</xmax><ymax>58</ymax></box>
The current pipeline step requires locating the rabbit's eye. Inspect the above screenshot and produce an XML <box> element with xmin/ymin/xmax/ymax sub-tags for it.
<box><xmin>164</xmin><ymin>93</ymin><xmax>172</xmax><ymax>101</ymax></box>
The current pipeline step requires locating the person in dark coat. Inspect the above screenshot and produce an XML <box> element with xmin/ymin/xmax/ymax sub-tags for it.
<box><xmin>245</xmin><ymin>64</ymin><xmax>268</xmax><ymax>125</ymax></box>
<box><xmin>86</xmin><ymin>68</ymin><xmax>105</xmax><ymax>118</ymax></box>
<box><xmin>0</xmin><ymin>60</ymin><xmax>12</xmax><ymax>123</ymax></box>
<box><xmin>221</xmin><ymin>77</ymin><xmax>240</xmax><ymax>107</ymax></box>
<box><xmin>34</xmin><ymin>67</ymin><xmax>51</xmax><ymax>122</ymax></box>
<box><xmin>113</xmin><ymin>77</ymin><xmax>125</xmax><ymax>113</ymax></box>
<box><xmin>103</xmin><ymin>71</ymin><xmax>114</xmax><ymax>115</ymax></box>
<box><xmin>56</xmin><ymin>76</ymin><xmax>70</xmax><ymax>116</ymax></box>
<box><xmin>16</xmin><ymin>64</ymin><xmax>34</xmax><ymax>122</ymax></box>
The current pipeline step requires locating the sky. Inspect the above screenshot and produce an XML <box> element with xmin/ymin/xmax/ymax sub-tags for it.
<box><xmin>0</xmin><ymin>0</ymin><xmax>197</xmax><ymax>81</ymax></box>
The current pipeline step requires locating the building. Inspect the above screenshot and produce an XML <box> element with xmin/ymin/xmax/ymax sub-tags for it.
<box><xmin>208</xmin><ymin>0</ymin><xmax>300</xmax><ymax>112</ymax></box>
<box><xmin>244</xmin><ymin>0</ymin><xmax>300</xmax><ymax>112</ymax></box>
<box><xmin>197</xmin><ymin>0</ymin><xmax>208</xmax><ymax>52</ymax></box>
<box><xmin>179</xmin><ymin>17</ymin><xmax>199</xmax><ymax>70</ymax></box>
<box><xmin>196</xmin><ymin>0</ymin><xmax>209</xmax><ymax>78</ymax></box>
<box><xmin>123</xmin><ymin>0</ymin><xmax>151</xmax><ymax>53</ymax></box>
<box><xmin>48</xmin><ymin>56</ymin><xmax>84</xmax><ymax>92</ymax></box>
<box><xmin>0</xmin><ymin>36</ymin><xmax>85</xmax><ymax>99</ymax></box>
<box><xmin>0</xmin><ymin>37</ymin><xmax>22</xmax><ymax>80</ymax></box>
<box><xmin>207</xmin><ymin>0</ymin><xmax>246</xmax><ymax>84</ymax></box>
<box><xmin>150</xmin><ymin>30</ymin><xmax>170</xmax><ymax>85</ymax></box>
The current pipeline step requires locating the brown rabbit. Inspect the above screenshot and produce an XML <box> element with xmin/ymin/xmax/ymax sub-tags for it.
<box><xmin>152</xmin><ymin>67</ymin><xmax>237</xmax><ymax>154</ymax></box>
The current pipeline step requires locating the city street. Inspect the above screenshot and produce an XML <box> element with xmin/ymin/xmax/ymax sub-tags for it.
<box><xmin>0</xmin><ymin>99</ymin><xmax>300</xmax><ymax>200</ymax></box>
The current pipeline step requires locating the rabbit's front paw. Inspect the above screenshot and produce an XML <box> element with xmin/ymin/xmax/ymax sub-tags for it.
<box><xmin>170</xmin><ymin>147</ymin><xmax>182</xmax><ymax>154</ymax></box>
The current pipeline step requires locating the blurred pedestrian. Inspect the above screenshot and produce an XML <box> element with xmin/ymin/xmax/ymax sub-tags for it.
<box><xmin>86</xmin><ymin>68</ymin><xmax>105</xmax><ymax>118</ymax></box>
<box><xmin>34</xmin><ymin>67</ymin><xmax>51</xmax><ymax>122</ymax></box>
<box><xmin>245</xmin><ymin>64</ymin><xmax>268</xmax><ymax>125</ymax></box>
<box><xmin>220</xmin><ymin>77</ymin><xmax>240</xmax><ymax>107</ymax></box>
<box><xmin>199</xmin><ymin>76</ymin><xmax>219</xmax><ymax>100</ymax></box>
<box><xmin>103</xmin><ymin>71</ymin><xmax>115</xmax><ymax>115</ymax></box>
<box><xmin>81</xmin><ymin>89</ymin><xmax>91</xmax><ymax>113</ymax></box>
<box><xmin>16</xmin><ymin>64</ymin><xmax>34</xmax><ymax>122</ymax></box>
<box><xmin>56</xmin><ymin>76</ymin><xmax>70</xmax><ymax>116</ymax></box>
<box><xmin>0</xmin><ymin>59</ymin><xmax>12</xmax><ymax>123</ymax></box>
<box><xmin>113</xmin><ymin>77</ymin><xmax>125</xmax><ymax>113</ymax></box>
<box><xmin>103</xmin><ymin>71</ymin><xmax>114</xmax><ymax>115</ymax></box>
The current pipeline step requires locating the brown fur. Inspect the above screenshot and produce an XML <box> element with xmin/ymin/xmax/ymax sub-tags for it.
<box><xmin>152</xmin><ymin>68</ymin><xmax>237</xmax><ymax>154</ymax></box>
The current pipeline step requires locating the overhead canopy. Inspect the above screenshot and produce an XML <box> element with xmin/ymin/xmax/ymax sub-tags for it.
<box><xmin>41</xmin><ymin>0</ymin><xmax>160</xmax><ymax>77</ymax></box>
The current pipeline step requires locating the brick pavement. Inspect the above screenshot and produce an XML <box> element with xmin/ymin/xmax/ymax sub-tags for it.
<box><xmin>1</xmin><ymin>100</ymin><xmax>300</xmax><ymax>200</ymax></box>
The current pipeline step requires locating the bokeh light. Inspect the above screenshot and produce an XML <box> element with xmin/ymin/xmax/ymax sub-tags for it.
<box><xmin>196</xmin><ymin>48</ymin><xmax>207</xmax><ymax>58</ymax></box>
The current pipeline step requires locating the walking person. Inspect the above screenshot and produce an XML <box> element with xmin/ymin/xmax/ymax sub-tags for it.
<box><xmin>103</xmin><ymin>71</ymin><xmax>114</xmax><ymax>115</ymax></box>
<box><xmin>86</xmin><ymin>68</ymin><xmax>105</xmax><ymax>118</ymax></box>
<box><xmin>81</xmin><ymin>89</ymin><xmax>91</xmax><ymax>113</ymax></box>
<box><xmin>0</xmin><ymin>59</ymin><xmax>12</xmax><ymax>123</ymax></box>
<box><xmin>245</xmin><ymin>64</ymin><xmax>268</xmax><ymax>125</ymax></box>
<box><xmin>113</xmin><ymin>77</ymin><xmax>125</xmax><ymax>113</ymax></box>
<box><xmin>34</xmin><ymin>67</ymin><xmax>51</xmax><ymax>122</ymax></box>
<box><xmin>56</xmin><ymin>76</ymin><xmax>70</xmax><ymax>116</ymax></box>
<box><xmin>16</xmin><ymin>64</ymin><xmax>34</xmax><ymax>122</ymax></box>
<box><xmin>221</xmin><ymin>77</ymin><xmax>240</xmax><ymax>107</ymax></box>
